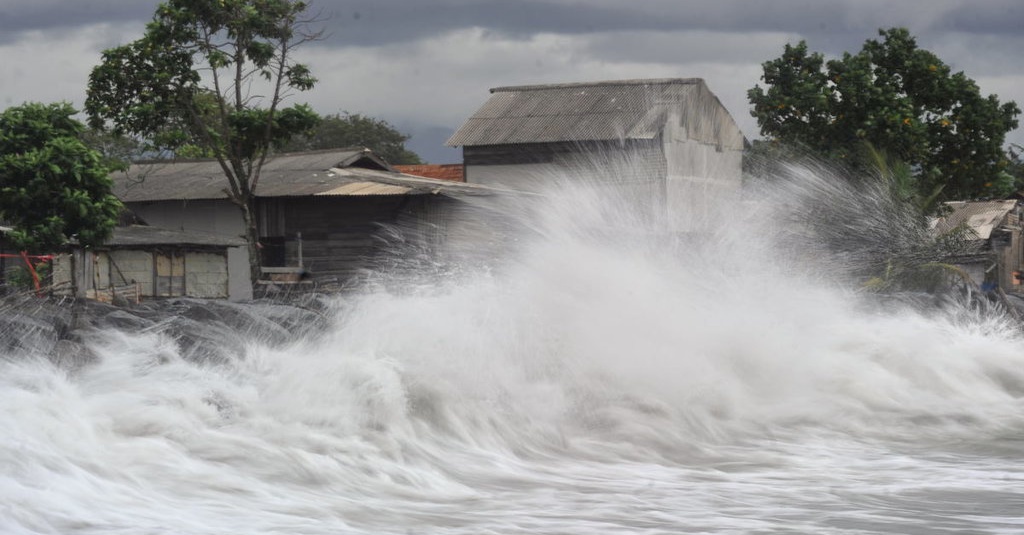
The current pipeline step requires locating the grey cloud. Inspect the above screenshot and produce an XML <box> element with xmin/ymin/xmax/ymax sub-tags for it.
<box><xmin>310</xmin><ymin>0</ymin><xmax>976</xmax><ymax>52</ymax></box>
<box><xmin>311</xmin><ymin>0</ymin><xmax>860</xmax><ymax>50</ymax></box>
<box><xmin>934</xmin><ymin>0</ymin><xmax>1024</xmax><ymax>34</ymax></box>
<box><xmin>0</xmin><ymin>0</ymin><xmax>1006</xmax><ymax>56</ymax></box>
<box><xmin>579</xmin><ymin>31</ymin><xmax>799</xmax><ymax>67</ymax></box>
<box><xmin>1</xmin><ymin>0</ymin><xmax>1018</xmax><ymax>152</ymax></box>
<box><xmin>0</xmin><ymin>1</ymin><xmax>158</xmax><ymax>42</ymax></box>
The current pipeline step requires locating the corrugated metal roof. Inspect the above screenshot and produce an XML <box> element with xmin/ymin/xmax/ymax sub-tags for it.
<box><xmin>934</xmin><ymin>200</ymin><xmax>1019</xmax><ymax>240</ymax></box>
<box><xmin>318</xmin><ymin>182</ymin><xmax>412</xmax><ymax>196</ymax></box>
<box><xmin>113</xmin><ymin>148</ymin><xmax>478</xmax><ymax>202</ymax></box>
<box><xmin>325</xmin><ymin>168</ymin><xmax>509</xmax><ymax>196</ymax></box>
<box><xmin>446</xmin><ymin>78</ymin><xmax>744</xmax><ymax>148</ymax></box>
<box><xmin>103</xmin><ymin>225</ymin><xmax>246</xmax><ymax>247</ymax></box>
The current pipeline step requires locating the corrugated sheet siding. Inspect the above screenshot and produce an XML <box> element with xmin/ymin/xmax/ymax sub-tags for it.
<box><xmin>273</xmin><ymin>196</ymin><xmax>411</xmax><ymax>282</ymax></box>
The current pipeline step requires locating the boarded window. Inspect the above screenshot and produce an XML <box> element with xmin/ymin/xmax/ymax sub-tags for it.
<box><xmin>155</xmin><ymin>253</ymin><xmax>185</xmax><ymax>296</ymax></box>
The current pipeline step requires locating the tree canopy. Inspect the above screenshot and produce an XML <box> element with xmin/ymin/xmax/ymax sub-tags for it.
<box><xmin>0</xmin><ymin>103</ymin><xmax>121</xmax><ymax>253</ymax></box>
<box><xmin>278</xmin><ymin>112</ymin><xmax>423</xmax><ymax>164</ymax></box>
<box><xmin>80</xmin><ymin>128</ymin><xmax>146</xmax><ymax>172</ymax></box>
<box><xmin>86</xmin><ymin>0</ymin><xmax>320</xmax><ymax>280</ymax></box>
<box><xmin>748</xmin><ymin>28</ymin><xmax>1020</xmax><ymax>201</ymax></box>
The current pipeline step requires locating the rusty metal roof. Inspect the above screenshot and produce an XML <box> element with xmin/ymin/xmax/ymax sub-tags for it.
<box><xmin>394</xmin><ymin>164</ymin><xmax>464</xmax><ymax>182</ymax></box>
<box><xmin>934</xmin><ymin>200</ymin><xmax>1019</xmax><ymax>240</ymax></box>
<box><xmin>447</xmin><ymin>78</ymin><xmax>744</xmax><ymax>148</ymax></box>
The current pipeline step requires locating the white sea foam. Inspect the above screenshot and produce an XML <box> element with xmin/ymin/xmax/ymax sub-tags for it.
<box><xmin>2</xmin><ymin>168</ymin><xmax>1024</xmax><ymax>534</ymax></box>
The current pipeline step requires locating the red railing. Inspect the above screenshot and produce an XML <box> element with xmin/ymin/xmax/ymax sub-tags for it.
<box><xmin>0</xmin><ymin>252</ymin><xmax>55</xmax><ymax>294</ymax></box>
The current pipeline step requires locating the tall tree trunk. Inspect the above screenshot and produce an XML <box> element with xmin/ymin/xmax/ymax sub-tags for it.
<box><xmin>240</xmin><ymin>198</ymin><xmax>262</xmax><ymax>287</ymax></box>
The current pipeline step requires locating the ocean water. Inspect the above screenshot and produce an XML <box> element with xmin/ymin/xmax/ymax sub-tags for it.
<box><xmin>2</xmin><ymin>175</ymin><xmax>1024</xmax><ymax>534</ymax></box>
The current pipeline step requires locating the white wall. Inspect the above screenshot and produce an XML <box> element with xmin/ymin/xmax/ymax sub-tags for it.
<box><xmin>226</xmin><ymin>246</ymin><xmax>253</xmax><ymax>301</ymax></box>
<box><xmin>663</xmin><ymin>137</ymin><xmax>743</xmax><ymax>232</ymax></box>
<box><xmin>466</xmin><ymin>162</ymin><xmax>554</xmax><ymax>191</ymax></box>
<box><xmin>661</xmin><ymin>101</ymin><xmax>743</xmax><ymax>232</ymax></box>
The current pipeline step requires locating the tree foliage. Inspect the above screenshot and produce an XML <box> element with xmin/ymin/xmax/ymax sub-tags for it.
<box><xmin>0</xmin><ymin>103</ymin><xmax>121</xmax><ymax>253</ymax></box>
<box><xmin>278</xmin><ymin>112</ymin><xmax>423</xmax><ymax>164</ymax></box>
<box><xmin>748</xmin><ymin>28</ymin><xmax>1020</xmax><ymax>201</ymax></box>
<box><xmin>86</xmin><ymin>0</ymin><xmax>321</xmax><ymax>279</ymax></box>
<box><xmin>80</xmin><ymin>128</ymin><xmax>147</xmax><ymax>172</ymax></box>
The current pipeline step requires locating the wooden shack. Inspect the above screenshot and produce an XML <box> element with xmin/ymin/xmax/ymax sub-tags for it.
<box><xmin>52</xmin><ymin>225</ymin><xmax>250</xmax><ymax>302</ymax></box>
<box><xmin>113</xmin><ymin>148</ymin><xmax>495</xmax><ymax>288</ymax></box>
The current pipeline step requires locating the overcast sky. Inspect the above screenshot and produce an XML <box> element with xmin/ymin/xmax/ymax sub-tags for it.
<box><xmin>1</xmin><ymin>0</ymin><xmax>1022</xmax><ymax>163</ymax></box>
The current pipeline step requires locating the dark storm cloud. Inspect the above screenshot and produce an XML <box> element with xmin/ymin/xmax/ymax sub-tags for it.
<box><xmin>1</xmin><ymin>0</ymin><xmax>1013</xmax><ymax>55</ymax></box>
<box><xmin>307</xmin><ymin>0</ymin><xmax>1024</xmax><ymax>75</ymax></box>
<box><xmin>934</xmin><ymin>0</ymin><xmax>1024</xmax><ymax>34</ymax></box>
<box><xmin>0</xmin><ymin>1</ymin><xmax>158</xmax><ymax>40</ymax></box>
<box><xmin>315</xmin><ymin>0</ymin><xmax>851</xmax><ymax>48</ymax></box>
<box><xmin>311</xmin><ymin>0</ymin><xmax>1015</xmax><ymax>47</ymax></box>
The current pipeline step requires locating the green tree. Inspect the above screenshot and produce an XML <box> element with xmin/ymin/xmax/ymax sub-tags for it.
<box><xmin>86</xmin><ymin>0</ymin><xmax>321</xmax><ymax>282</ymax></box>
<box><xmin>279</xmin><ymin>112</ymin><xmax>423</xmax><ymax>164</ymax></box>
<box><xmin>749</xmin><ymin>28</ymin><xmax>1020</xmax><ymax>202</ymax></box>
<box><xmin>80</xmin><ymin>128</ymin><xmax>148</xmax><ymax>171</ymax></box>
<box><xmin>0</xmin><ymin>102</ymin><xmax>121</xmax><ymax>252</ymax></box>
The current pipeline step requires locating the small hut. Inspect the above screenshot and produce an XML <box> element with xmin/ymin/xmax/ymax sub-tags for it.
<box><xmin>52</xmin><ymin>225</ymin><xmax>250</xmax><ymax>302</ymax></box>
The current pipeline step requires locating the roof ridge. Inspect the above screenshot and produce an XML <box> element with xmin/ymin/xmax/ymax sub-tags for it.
<box><xmin>490</xmin><ymin>78</ymin><xmax>704</xmax><ymax>93</ymax></box>
<box><xmin>130</xmin><ymin>147</ymin><xmax>373</xmax><ymax>166</ymax></box>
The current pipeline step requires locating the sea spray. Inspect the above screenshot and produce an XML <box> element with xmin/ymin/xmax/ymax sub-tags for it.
<box><xmin>2</xmin><ymin>164</ymin><xmax>1024</xmax><ymax>533</ymax></box>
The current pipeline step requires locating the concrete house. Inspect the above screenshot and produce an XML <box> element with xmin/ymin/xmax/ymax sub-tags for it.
<box><xmin>52</xmin><ymin>225</ymin><xmax>250</xmax><ymax>302</ymax></box>
<box><xmin>447</xmin><ymin>78</ymin><xmax>746</xmax><ymax>230</ymax></box>
<box><xmin>114</xmin><ymin>148</ymin><xmax>493</xmax><ymax>288</ymax></box>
